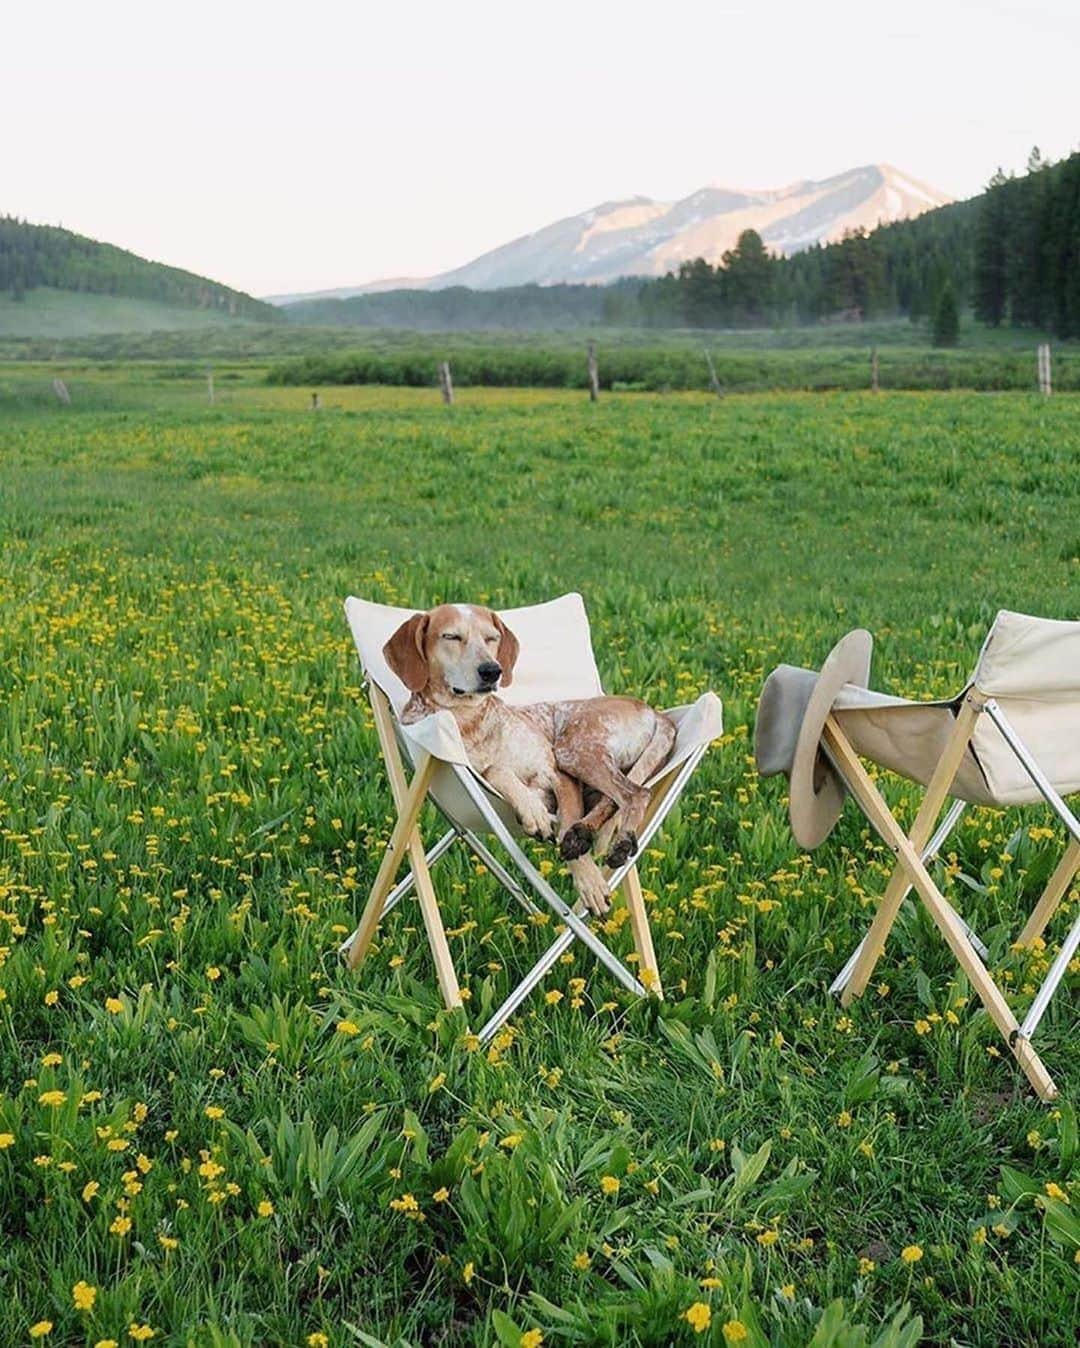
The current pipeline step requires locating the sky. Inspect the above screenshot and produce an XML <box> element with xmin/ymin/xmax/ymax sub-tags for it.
<box><xmin>4</xmin><ymin>1</ymin><xmax>1079</xmax><ymax>297</ymax></box>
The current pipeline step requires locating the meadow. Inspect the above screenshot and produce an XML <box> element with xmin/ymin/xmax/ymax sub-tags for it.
<box><xmin>1</xmin><ymin>373</ymin><xmax>1079</xmax><ymax>1346</ymax></box>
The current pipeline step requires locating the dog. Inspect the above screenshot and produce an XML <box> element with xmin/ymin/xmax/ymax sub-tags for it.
<box><xmin>383</xmin><ymin>603</ymin><xmax>675</xmax><ymax>914</ymax></box>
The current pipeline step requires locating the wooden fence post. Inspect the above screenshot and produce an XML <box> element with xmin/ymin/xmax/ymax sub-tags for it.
<box><xmin>704</xmin><ymin>348</ymin><xmax>724</xmax><ymax>397</ymax></box>
<box><xmin>871</xmin><ymin>347</ymin><xmax>879</xmax><ymax>393</ymax></box>
<box><xmin>438</xmin><ymin>361</ymin><xmax>454</xmax><ymax>406</ymax></box>
<box><xmin>52</xmin><ymin>378</ymin><xmax>71</xmax><ymax>406</ymax></box>
<box><xmin>207</xmin><ymin>370</ymin><xmax>215</xmax><ymax>404</ymax></box>
<box><xmin>1038</xmin><ymin>343</ymin><xmax>1052</xmax><ymax>395</ymax></box>
<box><xmin>587</xmin><ymin>343</ymin><xmax>599</xmax><ymax>402</ymax></box>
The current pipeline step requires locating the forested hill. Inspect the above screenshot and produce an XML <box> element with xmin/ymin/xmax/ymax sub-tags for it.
<box><xmin>0</xmin><ymin>216</ymin><xmax>278</xmax><ymax>321</ymax></box>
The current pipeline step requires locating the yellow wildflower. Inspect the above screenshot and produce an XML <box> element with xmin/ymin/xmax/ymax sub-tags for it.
<box><xmin>600</xmin><ymin>1174</ymin><xmax>620</xmax><ymax>1195</ymax></box>
<box><xmin>901</xmin><ymin>1244</ymin><xmax>923</xmax><ymax>1264</ymax></box>
<box><xmin>684</xmin><ymin>1304</ymin><xmax>711</xmax><ymax>1334</ymax></box>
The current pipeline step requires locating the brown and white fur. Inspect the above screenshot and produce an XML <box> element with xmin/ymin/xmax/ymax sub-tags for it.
<box><xmin>384</xmin><ymin>604</ymin><xmax>675</xmax><ymax>915</ymax></box>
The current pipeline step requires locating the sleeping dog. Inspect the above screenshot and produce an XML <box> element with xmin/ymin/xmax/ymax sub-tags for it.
<box><xmin>383</xmin><ymin>603</ymin><xmax>675</xmax><ymax>914</ymax></box>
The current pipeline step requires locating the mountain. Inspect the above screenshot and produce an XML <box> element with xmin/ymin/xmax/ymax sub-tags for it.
<box><xmin>0</xmin><ymin>216</ymin><xmax>280</xmax><ymax>335</ymax></box>
<box><xmin>272</xmin><ymin>164</ymin><xmax>951</xmax><ymax>303</ymax></box>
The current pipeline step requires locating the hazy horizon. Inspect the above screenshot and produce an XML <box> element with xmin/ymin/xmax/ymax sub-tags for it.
<box><xmin>5</xmin><ymin>0</ymin><xmax>1079</xmax><ymax>297</ymax></box>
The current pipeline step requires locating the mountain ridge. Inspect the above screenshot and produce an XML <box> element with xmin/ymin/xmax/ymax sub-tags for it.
<box><xmin>269</xmin><ymin>162</ymin><xmax>951</xmax><ymax>304</ymax></box>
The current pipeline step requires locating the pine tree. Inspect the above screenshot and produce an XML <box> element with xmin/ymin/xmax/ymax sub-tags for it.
<box><xmin>932</xmin><ymin>282</ymin><xmax>960</xmax><ymax>346</ymax></box>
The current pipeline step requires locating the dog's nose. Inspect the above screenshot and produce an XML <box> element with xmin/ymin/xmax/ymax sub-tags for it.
<box><xmin>477</xmin><ymin>661</ymin><xmax>502</xmax><ymax>684</ymax></box>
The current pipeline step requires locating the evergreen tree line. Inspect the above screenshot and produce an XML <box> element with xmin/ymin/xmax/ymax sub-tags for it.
<box><xmin>639</xmin><ymin>202</ymin><xmax>976</xmax><ymax>328</ymax></box>
<box><xmin>974</xmin><ymin>149</ymin><xmax>1080</xmax><ymax>336</ymax></box>
<box><xmin>289</xmin><ymin>149</ymin><xmax>1079</xmax><ymax>336</ymax></box>
<box><xmin>0</xmin><ymin>217</ymin><xmax>278</xmax><ymax>320</ymax></box>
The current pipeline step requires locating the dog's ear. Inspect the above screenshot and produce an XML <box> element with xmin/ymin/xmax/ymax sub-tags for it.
<box><xmin>493</xmin><ymin>613</ymin><xmax>520</xmax><ymax>687</ymax></box>
<box><xmin>383</xmin><ymin>613</ymin><xmax>430</xmax><ymax>692</ymax></box>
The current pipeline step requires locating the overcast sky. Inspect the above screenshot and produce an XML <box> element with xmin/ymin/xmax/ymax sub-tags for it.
<box><xmin>4</xmin><ymin>1</ymin><xmax>1078</xmax><ymax>296</ymax></box>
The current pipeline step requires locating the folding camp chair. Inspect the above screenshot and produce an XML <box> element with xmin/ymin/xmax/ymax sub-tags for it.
<box><xmin>755</xmin><ymin>611</ymin><xmax>1080</xmax><ymax>1101</ymax></box>
<box><xmin>339</xmin><ymin>592</ymin><xmax>723</xmax><ymax>1044</ymax></box>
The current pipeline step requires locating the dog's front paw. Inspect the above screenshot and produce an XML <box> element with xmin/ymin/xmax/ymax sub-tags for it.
<box><xmin>519</xmin><ymin>802</ymin><xmax>557</xmax><ymax>841</ymax></box>
<box><xmin>570</xmin><ymin>862</ymin><xmax>610</xmax><ymax>916</ymax></box>
<box><xmin>604</xmin><ymin>830</ymin><xmax>638</xmax><ymax>869</ymax></box>
<box><xmin>559</xmin><ymin>821</ymin><xmax>594</xmax><ymax>861</ymax></box>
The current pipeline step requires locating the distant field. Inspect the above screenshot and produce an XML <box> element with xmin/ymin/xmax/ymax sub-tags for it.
<box><xmin>2</xmin><ymin>315</ymin><xmax>1074</xmax><ymax>395</ymax></box>
<box><xmin>0</xmin><ymin>372</ymin><xmax>1077</xmax><ymax>1345</ymax></box>
<box><xmin>0</xmin><ymin>287</ymin><xmax>263</xmax><ymax>339</ymax></box>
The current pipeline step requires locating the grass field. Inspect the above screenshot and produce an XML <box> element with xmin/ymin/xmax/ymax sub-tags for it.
<box><xmin>0</xmin><ymin>289</ymin><xmax>266</xmax><ymax>341</ymax></box>
<box><xmin>1</xmin><ymin>374</ymin><xmax>1079</xmax><ymax>1346</ymax></box>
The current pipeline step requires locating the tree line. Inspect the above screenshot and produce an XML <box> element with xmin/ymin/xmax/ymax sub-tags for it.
<box><xmin>974</xmin><ymin>149</ymin><xmax>1080</xmax><ymax>337</ymax></box>
<box><xmin>287</xmin><ymin>149</ymin><xmax>1079</xmax><ymax>339</ymax></box>
<box><xmin>0</xmin><ymin>217</ymin><xmax>278</xmax><ymax>320</ymax></box>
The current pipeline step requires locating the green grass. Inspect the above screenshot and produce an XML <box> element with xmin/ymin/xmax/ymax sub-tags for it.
<box><xmin>0</xmin><ymin>288</ymin><xmax>262</xmax><ymax>339</ymax></box>
<box><xmin>0</xmin><ymin>374</ymin><xmax>1078</xmax><ymax>1346</ymax></box>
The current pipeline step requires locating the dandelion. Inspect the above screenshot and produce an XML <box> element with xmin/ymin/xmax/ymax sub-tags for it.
<box><xmin>128</xmin><ymin>1325</ymin><xmax>155</xmax><ymax>1341</ymax></box>
<box><xmin>204</xmin><ymin>1105</ymin><xmax>224</xmax><ymax>1120</ymax></box>
<box><xmin>500</xmin><ymin>1134</ymin><xmax>523</xmax><ymax>1150</ymax></box>
<box><xmin>73</xmin><ymin>1281</ymin><xmax>97</xmax><ymax>1311</ymax></box>
<box><xmin>901</xmin><ymin>1244</ymin><xmax>923</xmax><ymax>1264</ymax></box>
<box><xmin>463</xmin><ymin>1261</ymin><xmax>475</xmax><ymax>1284</ymax></box>
<box><xmin>95</xmin><ymin>1341</ymin><xmax>119</xmax><ymax>1348</ymax></box>
<box><xmin>41</xmin><ymin>1052</ymin><xmax>62</xmax><ymax>1067</ymax></box>
<box><xmin>428</xmin><ymin>1073</ymin><xmax>446</xmax><ymax>1093</ymax></box>
<box><xmin>544</xmin><ymin>989</ymin><xmax>563</xmax><ymax>1005</ymax></box>
<box><xmin>520</xmin><ymin>1331</ymin><xmax>544</xmax><ymax>1348</ymax></box>
<box><xmin>306</xmin><ymin>1337</ymin><xmax>328</xmax><ymax>1348</ymax></box>
<box><xmin>914</xmin><ymin>1019</ymin><xmax>932</xmax><ymax>1036</ymax></box>
<box><xmin>600</xmin><ymin>1174</ymin><xmax>620</xmax><ymax>1195</ymax></box>
<box><xmin>0</xmin><ymin>1133</ymin><xmax>14</xmax><ymax>1149</ymax></box>
<box><xmin>336</xmin><ymin>1020</ymin><xmax>359</xmax><ymax>1036</ymax></box>
<box><xmin>684</xmin><ymin>1303</ymin><xmax>711</xmax><ymax>1334</ymax></box>
<box><xmin>38</xmin><ymin>1089</ymin><xmax>66</xmax><ymax>1108</ymax></box>
<box><xmin>573</xmin><ymin>1251</ymin><xmax>591</xmax><ymax>1270</ymax></box>
<box><xmin>858</xmin><ymin>1257</ymin><xmax>876</xmax><ymax>1275</ymax></box>
<box><xmin>257</xmin><ymin>1200</ymin><xmax>274</xmax><ymax>1217</ymax></box>
<box><xmin>110</xmin><ymin>1215</ymin><xmax>132</xmax><ymax>1237</ymax></box>
<box><xmin>836</xmin><ymin>1110</ymin><xmax>852</xmax><ymax>1128</ymax></box>
<box><xmin>29</xmin><ymin>1324</ymin><xmax>53</xmax><ymax>1340</ymax></box>
<box><xmin>722</xmin><ymin>1320</ymin><xmax>748</xmax><ymax>1342</ymax></box>
<box><xmin>757</xmin><ymin>1228</ymin><xmax>779</xmax><ymax>1246</ymax></box>
<box><xmin>105</xmin><ymin>998</ymin><xmax>124</xmax><ymax>1014</ymax></box>
<box><xmin>44</xmin><ymin>990</ymin><xmax>59</xmax><ymax>1006</ymax></box>
<box><xmin>82</xmin><ymin>1180</ymin><xmax>100</xmax><ymax>1201</ymax></box>
<box><xmin>433</xmin><ymin>1187</ymin><xmax>450</xmax><ymax>1202</ymax></box>
<box><xmin>1045</xmin><ymin>1182</ymin><xmax>1068</xmax><ymax>1202</ymax></box>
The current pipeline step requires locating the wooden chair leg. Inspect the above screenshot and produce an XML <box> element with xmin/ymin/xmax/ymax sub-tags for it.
<box><xmin>824</xmin><ymin>721</ymin><xmax>1058</xmax><ymax>1102</ymax></box>
<box><xmin>345</xmin><ymin>753</ymin><xmax>436</xmax><ymax>970</ymax></box>
<box><xmin>410</xmin><ymin>836</ymin><xmax>462</xmax><ymax>1010</ymax></box>
<box><xmin>839</xmin><ymin>700</ymin><xmax>980</xmax><ymax>1005</ymax></box>
<box><xmin>1019</xmin><ymin>838</ymin><xmax>1080</xmax><ymax>947</ymax></box>
<box><xmin>621</xmin><ymin>865</ymin><xmax>663</xmax><ymax>999</ymax></box>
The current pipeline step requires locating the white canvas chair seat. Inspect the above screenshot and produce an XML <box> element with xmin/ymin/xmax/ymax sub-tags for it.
<box><xmin>340</xmin><ymin>592</ymin><xmax>723</xmax><ymax>1043</ymax></box>
<box><xmin>758</xmin><ymin>610</ymin><xmax>1080</xmax><ymax>1102</ymax></box>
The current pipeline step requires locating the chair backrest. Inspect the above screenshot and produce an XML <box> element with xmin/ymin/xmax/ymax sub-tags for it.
<box><xmin>974</xmin><ymin>610</ymin><xmax>1080</xmax><ymax>701</ymax></box>
<box><xmin>344</xmin><ymin>592</ymin><xmax>605</xmax><ymax>715</ymax></box>
<box><xmin>970</xmin><ymin>610</ymin><xmax>1080</xmax><ymax>805</ymax></box>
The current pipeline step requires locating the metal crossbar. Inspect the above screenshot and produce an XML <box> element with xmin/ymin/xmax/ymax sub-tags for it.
<box><xmin>983</xmin><ymin>701</ymin><xmax>1080</xmax><ymax>1040</ymax></box>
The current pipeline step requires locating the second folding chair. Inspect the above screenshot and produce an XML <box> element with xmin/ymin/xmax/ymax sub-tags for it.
<box><xmin>340</xmin><ymin>592</ymin><xmax>723</xmax><ymax>1044</ymax></box>
<box><xmin>756</xmin><ymin>610</ymin><xmax>1080</xmax><ymax>1101</ymax></box>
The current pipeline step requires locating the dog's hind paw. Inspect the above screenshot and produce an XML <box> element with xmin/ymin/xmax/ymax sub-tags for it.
<box><xmin>604</xmin><ymin>831</ymin><xmax>638</xmax><ymax>869</ymax></box>
<box><xmin>559</xmin><ymin>822</ymin><xmax>594</xmax><ymax>861</ymax></box>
